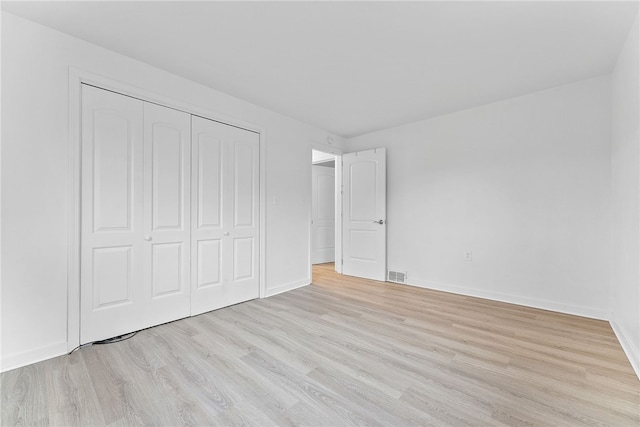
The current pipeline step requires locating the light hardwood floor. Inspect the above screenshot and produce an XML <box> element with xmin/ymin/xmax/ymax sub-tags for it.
<box><xmin>2</xmin><ymin>263</ymin><xmax>639</xmax><ymax>426</ymax></box>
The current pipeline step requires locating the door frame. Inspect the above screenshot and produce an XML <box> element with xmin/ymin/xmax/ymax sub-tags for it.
<box><xmin>67</xmin><ymin>68</ymin><xmax>267</xmax><ymax>352</ymax></box>
<box><xmin>309</xmin><ymin>144</ymin><xmax>343</xmax><ymax>275</ymax></box>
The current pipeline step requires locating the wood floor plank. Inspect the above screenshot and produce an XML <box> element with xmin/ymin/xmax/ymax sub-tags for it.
<box><xmin>1</xmin><ymin>262</ymin><xmax>638</xmax><ymax>426</ymax></box>
<box><xmin>46</xmin><ymin>353</ymin><xmax>106</xmax><ymax>426</ymax></box>
<box><xmin>1</xmin><ymin>362</ymin><xmax>51</xmax><ymax>426</ymax></box>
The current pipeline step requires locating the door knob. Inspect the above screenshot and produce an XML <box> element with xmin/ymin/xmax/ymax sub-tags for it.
<box><xmin>144</xmin><ymin>236</ymin><xmax>152</xmax><ymax>241</ymax></box>
<box><xmin>223</xmin><ymin>232</ymin><xmax>230</xmax><ymax>236</ymax></box>
<box><xmin>373</xmin><ymin>219</ymin><xmax>384</xmax><ymax>224</ymax></box>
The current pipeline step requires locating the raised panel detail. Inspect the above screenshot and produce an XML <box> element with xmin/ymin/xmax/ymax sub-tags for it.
<box><xmin>197</xmin><ymin>239</ymin><xmax>221</xmax><ymax>288</ymax></box>
<box><xmin>152</xmin><ymin>243</ymin><xmax>182</xmax><ymax>297</ymax></box>
<box><xmin>317</xmin><ymin>174</ymin><xmax>335</xmax><ymax>220</ymax></box>
<box><xmin>198</xmin><ymin>135</ymin><xmax>222</xmax><ymax>228</ymax></box>
<box><xmin>316</xmin><ymin>226</ymin><xmax>335</xmax><ymax>250</ymax></box>
<box><xmin>93</xmin><ymin>246</ymin><xmax>132</xmax><ymax>309</ymax></box>
<box><xmin>233</xmin><ymin>237</ymin><xmax>254</xmax><ymax>281</ymax></box>
<box><xmin>349</xmin><ymin>230</ymin><xmax>376</xmax><ymax>262</ymax></box>
<box><xmin>93</xmin><ymin>110</ymin><xmax>132</xmax><ymax>231</ymax></box>
<box><xmin>350</xmin><ymin>161</ymin><xmax>377</xmax><ymax>222</ymax></box>
<box><xmin>234</xmin><ymin>143</ymin><xmax>254</xmax><ymax>227</ymax></box>
<box><xmin>153</xmin><ymin>124</ymin><xmax>183</xmax><ymax>230</ymax></box>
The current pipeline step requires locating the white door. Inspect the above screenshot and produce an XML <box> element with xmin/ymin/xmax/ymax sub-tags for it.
<box><xmin>142</xmin><ymin>102</ymin><xmax>191</xmax><ymax>329</ymax></box>
<box><xmin>342</xmin><ymin>148</ymin><xmax>387</xmax><ymax>281</ymax></box>
<box><xmin>191</xmin><ymin>116</ymin><xmax>260</xmax><ymax>316</ymax></box>
<box><xmin>81</xmin><ymin>85</ymin><xmax>191</xmax><ymax>343</ymax></box>
<box><xmin>81</xmin><ymin>85</ymin><xmax>145</xmax><ymax>343</ymax></box>
<box><xmin>311</xmin><ymin>164</ymin><xmax>335</xmax><ymax>264</ymax></box>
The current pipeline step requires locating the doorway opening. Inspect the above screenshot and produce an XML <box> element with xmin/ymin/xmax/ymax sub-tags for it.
<box><xmin>311</xmin><ymin>149</ymin><xmax>339</xmax><ymax>282</ymax></box>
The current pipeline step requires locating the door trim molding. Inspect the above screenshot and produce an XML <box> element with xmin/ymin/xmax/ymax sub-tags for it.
<box><xmin>67</xmin><ymin>67</ymin><xmax>267</xmax><ymax>352</ymax></box>
<box><xmin>309</xmin><ymin>144</ymin><xmax>344</xmax><ymax>276</ymax></box>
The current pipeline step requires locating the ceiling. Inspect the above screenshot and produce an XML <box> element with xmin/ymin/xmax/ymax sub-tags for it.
<box><xmin>2</xmin><ymin>1</ymin><xmax>638</xmax><ymax>138</ymax></box>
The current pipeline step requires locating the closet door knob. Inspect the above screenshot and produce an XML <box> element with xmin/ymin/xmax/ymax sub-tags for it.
<box><xmin>144</xmin><ymin>236</ymin><xmax>152</xmax><ymax>241</ymax></box>
<box><xmin>223</xmin><ymin>232</ymin><xmax>230</xmax><ymax>236</ymax></box>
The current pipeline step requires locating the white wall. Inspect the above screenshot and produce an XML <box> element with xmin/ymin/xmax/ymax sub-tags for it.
<box><xmin>1</xmin><ymin>12</ymin><xmax>343</xmax><ymax>371</ymax></box>
<box><xmin>611</xmin><ymin>13</ymin><xmax>640</xmax><ymax>378</ymax></box>
<box><xmin>347</xmin><ymin>76</ymin><xmax>612</xmax><ymax>319</ymax></box>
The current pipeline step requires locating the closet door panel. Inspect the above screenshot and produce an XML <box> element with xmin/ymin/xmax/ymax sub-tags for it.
<box><xmin>81</xmin><ymin>85</ymin><xmax>144</xmax><ymax>344</ymax></box>
<box><xmin>191</xmin><ymin>116</ymin><xmax>259</xmax><ymax>315</ymax></box>
<box><xmin>197</xmin><ymin>239</ymin><xmax>222</xmax><ymax>288</ymax></box>
<box><xmin>151</xmin><ymin>124</ymin><xmax>184</xmax><ymax>230</ymax></box>
<box><xmin>92</xmin><ymin>246</ymin><xmax>133</xmax><ymax>308</ymax></box>
<box><xmin>233</xmin><ymin>142</ymin><xmax>255</xmax><ymax>228</ymax></box>
<box><xmin>233</xmin><ymin>237</ymin><xmax>255</xmax><ymax>281</ymax></box>
<box><xmin>151</xmin><ymin>242</ymin><xmax>183</xmax><ymax>297</ymax></box>
<box><xmin>197</xmin><ymin>135</ymin><xmax>223</xmax><ymax>228</ymax></box>
<box><xmin>191</xmin><ymin>117</ymin><xmax>228</xmax><ymax>315</ymax></box>
<box><xmin>92</xmin><ymin>111</ymin><xmax>134</xmax><ymax>231</ymax></box>
<box><xmin>228</xmin><ymin>128</ymin><xmax>260</xmax><ymax>303</ymax></box>
<box><xmin>143</xmin><ymin>103</ymin><xmax>191</xmax><ymax>328</ymax></box>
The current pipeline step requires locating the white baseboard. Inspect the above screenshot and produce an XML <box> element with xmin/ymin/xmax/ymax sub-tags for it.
<box><xmin>1</xmin><ymin>340</ymin><xmax>68</xmax><ymax>373</ymax></box>
<box><xmin>610</xmin><ymin>320</ymin><xmax>640</xmax><ymax>380</ymax></box>
<box><xmin>263</xmin><ymin>278</ymin><xmax>310</xmax><ymax>298</ymax></box>
<box><xmin>406</xmin><ymin>277</ymin><xmax>610</xmax><ymax>321</ymax></box>
<box><xmin>312</xmin><ymin>257</ymin><xmax>336</xmax><ymax>265</ymax></box>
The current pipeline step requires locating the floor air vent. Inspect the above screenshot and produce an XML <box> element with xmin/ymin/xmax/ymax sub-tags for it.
<box><xmin>387</xmin><ymin>270</ymin><xmax>407</xmax><ymax>284</ymax></box>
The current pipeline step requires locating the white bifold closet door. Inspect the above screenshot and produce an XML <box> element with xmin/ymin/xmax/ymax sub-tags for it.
<box><xmin>190</xmin><ymin>116</ymin><xmax>260</xmax><ymax>316</ymax></box>
<box><xmin>81</xmin><ymin>86</ymin><xmax>259</xmax><ymax>344</ymax></box>
<box><xmin>142</xmin><ymin>102</ymin><xmax>191</xmax><ymax>328</ymax></box>
<box><xmin>81</xmin><ymin>85</ymin><xmax>191</xmax><ymax>344</ymax></box>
